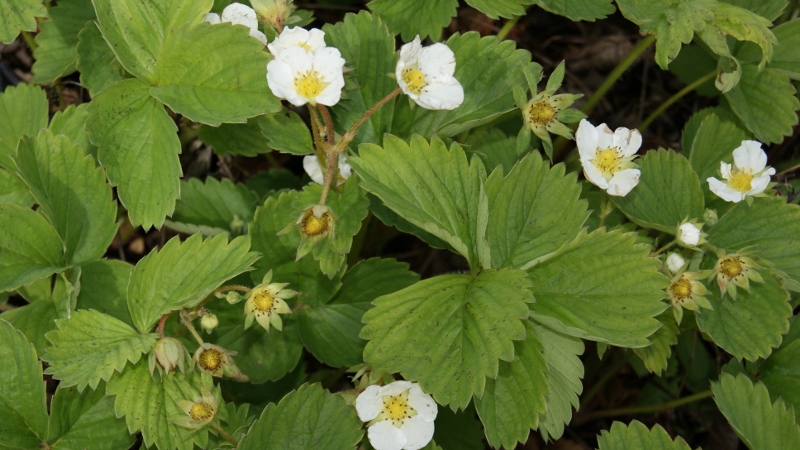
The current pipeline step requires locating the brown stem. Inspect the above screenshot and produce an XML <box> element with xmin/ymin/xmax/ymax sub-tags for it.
<box><xmin>318</xmin><ymin>150</ymin><xmax>339</xmax><ymax>206</ymax></box>
<box><xmin>308</xmin><ymin>104</ymin><xmax>326</xmax><ymax>153</ymax></box>
<box><xmin>156</xmin><ymin>314</ymin><xmax>169</xmax><ymax>337</ymax></box>
<box><xmin>317</xmin><ymin>104</ymin><xmax>336</xmax><ymax>147</ymax></box>
<box><xmin>335</xmin><ymin>88</ymin><xmax>402</xmax><ymax>153</ymax></box>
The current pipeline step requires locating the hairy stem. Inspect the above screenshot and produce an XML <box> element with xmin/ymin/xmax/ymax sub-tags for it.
<box><xmin>179</xmin><ymin>310</ymin><xmax>205</xmax><ymax>346</ymax></box>
<box><xmin>317</xmin><ymin>104</ymin><xmax>336</xmax><ymax>147</ymax></box>
<box><xmin>639</xmin><ymin>70</ymin><xmax>716</xmax><ymax>131</ymax></box>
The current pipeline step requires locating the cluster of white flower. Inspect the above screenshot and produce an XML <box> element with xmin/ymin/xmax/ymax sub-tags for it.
<box><xmin>204</xmin><ymin>3</ymin><xmax>267</xmax><ymax>45</ymax></box>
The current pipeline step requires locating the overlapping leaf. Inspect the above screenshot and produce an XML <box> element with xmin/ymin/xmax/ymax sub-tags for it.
<box><xmin>0</xmin><ymin>204</ymin><xmax>65</xmax><ymax>292</ymax></box>
<box><xmin>200</xmin><ymin>117</ymin><xmax>272</xmax><ymax>157</ymax></box>
<box><xmin>465</xmin><ymin>0</ymin><xmax>535</xmax><ymax>18</ymax></box>
<box><xmin>367</xmin><ymin>0</ymin><xmax>458</xmax><ymax>41</ymax></box>
<box><xmin>597</xmin><ymin>421</ymin><xmax>692</xmax><ymax>449</ymax></box>
<box><xmin>533</xmin><ymin>0</ymin><xmax>615</xmax><ymax>21</ymax></box>
<box><xmin>31</xmin><ymin>0</ymin><xmax>96</xmax><ymax>83</ymax></box>
<box><xmin>633</xmin><ymin>312</ymin><xmax>679</xmax><ymax>375</ymax></box>
<box><xmin>0</xmin><ymin>168</ymin><xmax>33</xmax><ymax>207</ymax></box>
<box><xmin>765</xmin><ymin>19</ymin><xmax>800</xmax><ymax>79</ymax></box>
<box><xmin>0</xmin><ymin>0</ymin><xmax>46</xmax><ymax>44</ymax></box>
<box><xmin>0</xmin><ymin>299</ymin><xmax>58</xmax><ymax>354</ymax></box>
<box><xmin>165</xmin><ymin>178</ymin><xmax>259</xmax><ymax>237</ymax></box>
<box><xmin>0</xmin><ymin>83</ymin><xmax>48</xmax><ymax>170</ymax></box>
<box><xmin>257</xmin><ymin>111</ymin><xmax>314</xmax><ymax>155</ymax></box>
<box><xmin>48</xmin><ymin>104</ymin><xmax>97</xmax><ymax>157</ymax></box>
<box><xmin>47</xmin><ymin>384</ymin><xmax>134</xmax><ymax>449</ymax></box>
<box><xmin>76</xmin><ymin>21</ymin><xmax>130</xmax><ymax>95</ymax></box>
<box><xmin>758</xmin><ymin>315</ymin><xmax>800</xmax><ymax>412</ymax></box>
<box><xmin>76</xmin><ymin>259</ymin><xmax>134</xmax><ymax>327</ymax></box>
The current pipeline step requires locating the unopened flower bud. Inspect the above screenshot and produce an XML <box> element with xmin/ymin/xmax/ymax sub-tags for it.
<box><xmin>677</xmin><ymin>221</ymin><xmax>705</xmax><ymax>247</ymax></box>
<box><xmin>200</xmin><ymin>313</ymin><xmax>219</xmax><ymax>334</ymax></box>
<box><xmin>149</xmin><ymin>337</ymin><xmax>190</xmax><ymax>375</ymax></box>
<box><xmin>251</xmin><ymin>0</ymin><xmax>293</xmax><ymax>28</ymax></box>
<box><xmin>666</xmin><ymin>253</ymin><xmax>686</xmax><ymax>273</ymax></box>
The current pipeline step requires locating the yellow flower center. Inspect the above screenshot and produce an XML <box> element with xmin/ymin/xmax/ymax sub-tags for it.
<box><xmin>253</xmin><ymin>289</ymin><xmax>275</xmax><ymax>312</ymax></box>
<box><xmin>728</xmin><ymin>169</ymin><xmax>754</xmax><ymax>193</ymax></box>
<box><xmin>670</xmin><ymin>277</ymin><xmax>693</xmax><ymax>300</ymax></box>
<box><xmin>189</xmin><ymin>402</ymin><xmax>214</xmax><ymax>421</ymax></box>
<box><xmin>719</xmin><ymin>256</ymin><xmax>744</xmax><ymax>278</ymax></box>
<box><xmin>199</xmin><ymin>348</ymin><xmax>222</xmax><ymax>371</ymax></box>
<box><xmin>295</xmin><ymin>70</ymin><xmax>327</xmax><ymax>101</ymax></box>
<box><xmin>302</xmin><ymin>210</ymin><xmax>331</xmax><ymax>237</ymax></box>
<box><xmin>592</xmin><ymin>148</ymin><xmax>623</xmax><ymax>176</ymax></box>
<box><xmin>381</xmin><ymin>390</ymin><xmax>416</xmax><ymax>426</ymax></box>
<box><xmin>527</xmin><ymin>100</ymin><xmax>556</xmax><ymax>125</ymax></box>
<box><xmin>402</xmin><ymin>68</ymin><xmax>426</xmax><ymax>95</ymax></box>
<box><xmin>297</xmin><ymin>41</ymin><xmax>311</xmax><ymax>50</ymax></box>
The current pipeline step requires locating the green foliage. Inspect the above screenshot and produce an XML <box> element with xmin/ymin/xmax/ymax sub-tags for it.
<box><xmin>76</xmin><ymin>259</ymin><xmax>134</xmax><ymax>327</ymax></box>
<box><xmin>758</xmin><ymin>315</ymin><xmax>800</xmax><ymax>412</ymax></box>
<box><xmin>0</xmin><ymin>299</ymin><xmax>59</xmax><ymax>354</ymax></box>
<box><xmin>766</xmin><ymin>19</ymin><xmax>800</xmax><ymax>79</ymax></box>
<box><xmin>367</xmin><ymin>0</ymin><xmax>458</xmax><ymax>41</ymax></box>
<box><xmin>257</xmin><ymin>111</ymin><xmax>314</xmax><ymax>155</ymax></box>
<box><xmin>633</xmin><ymin>312</ymin><xmax>679</xmax><ymax>375</ymax></box>
<box><xmin>533</xmin><ymin>0</ymin><xmax>615</xmax><ymax>21</ymax></box>
<box><xmin>47</xmin><ymin>384</ymin><xmax>134</xmax><ymax>449</ymax></box>
<box><xmin>48</xmin><ymin>104</ymin><xmax>97</xmax><ymax>157</ymax></box>
<box><xmin>700</xmin><ymin>2</ymin><xmax>776</xmax><ymax>70</ymax></box>
<box><xmin>76</xmin><ymin>21</ymin><xmax>130</xmax><ymax>95</ymax></box>
<box><xmin>466</xmin><ymin>0</ymin><xmax>535</xmax><ymax>19</ymax></box>
<box><xmin>597</xmin><ymin>420</ymin><xmax>692</xmax><ymax>449</ymax></box>
<box><xmin>0</xmin><ymin>83</ymin><xmax>48</xmax><ymax>170</ymax></box>
<box><xmin>0</xmin><ymin>204</ymin><xmax>65</xmax><ymax>292</ymax></box>
<box><xmin>0</xmin><ymin>0</ymin><xmax>46</xmax><ymax>44</ymax></box>
<box><xmin>31</xmin><ymin>0</ymin><xmax>96</xmax><ymax>83</ymax></box>
<box><xmin>165</xmin><ymin>178</ymin><xmax>259</xmax><ymax>237</ymax></box>
<box><xmin>722</xmin><ymin>0</ymin><xmax>787</xmax><ymax>21</ymax></box>
<box><xmin>0</xmin><ymin>168</ymin><xmax>33</xmax><ymax>207</ymax></box>
<box><xmin>200</xmin><ymin>117</ymin><xmax>272</xmax><ymax>157</ymax></box>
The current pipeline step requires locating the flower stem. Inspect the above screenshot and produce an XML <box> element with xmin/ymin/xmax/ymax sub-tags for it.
<box><xmin>179</xmin><ymin>310</ymin><xmax>205</xmax><ymax>346</ymax></box>
<box><xmin>318</xmin><ymin>150</ymin><xmax>338</xmax><ymax>206</ymax></box>
<box><xmin>582</xmin><ymin>389</ymin><xmax>713</xmax><ymax>422</ymax></box>
<box><xmin>497</xmin><ymin>16</ymin><xmax>521</xmax><ymax>41</ymax></box>
<box><xmin>317</xmin><ymin>104</ymin><xmax>336</xmax><ymax>147</ymax></box>
<box><xmin>653</xmin><ymin>239</ymin><xmax>677</xmax><ymax>256</ymax></box>
<box><xmin>639</xmin><ymin>70</ymin><xmax>716</xmax><ymax>131</ymax></box>
<box><xmin>210</xmin><ymin>422</ymin><xmax>238</xmax><ymax>446</ymax></box>
<box><xmin>156</xmin><ymin>314</ymin><xmax>169</xmax><ymax>338</ymax></box>
<box><xmin>308</xmin><ymin>104</ymin><xmax>326</xmax><ymax>153</ymax></box>
<box><xmin>337</xmin><ymin>88</ymin><xmax>402</xmax><ymax>151</ymax></box>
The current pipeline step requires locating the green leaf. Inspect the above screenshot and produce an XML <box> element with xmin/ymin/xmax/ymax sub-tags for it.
<box><xmin>721</xmin><ymin>0</ymin><xmax>787</xmax><ymax>22</ymax></box>
<box><xmin>633</xmin><ymin>312</ymin><xmax>679</xmax><ymax>375</ymax></box>
<box><xmin>0</xmin><ymin>0</ymin><xmax>46</xmax><ymax>44</ymax></box>
<box><xmin>297</xmin><ymin>258</ymin><xmax>419</xmax><ymax>368</ymax></box>
<box><xmin>0</xmin><ymin>168</ymin><xmax>33</xmax><ymax>207</ymax></box>
<box><xmin>616</xmin><ymin>0</ymin><xmax>716</xmax><ymax>69</ymax></box>
<box><xmin>368</xmin><ymin>194</ymin><xmax>454</xmax><ymax>252</ymax></box>
<box><xmin>612</xmin><ymin>149</ymin><xmax>705</xmax><ymax>233</ymax></box>
<box><xmin>433</xmin><ymin>406</ymin><xmax>484</xmax><ymax>450</ymax></box>
<box><xmin>208</xmin><ymin>401</ymin><xmax>254</xmax><ymax>448</ymax></box>
<box><xmin>351</xmin><ymin>135</ymin><xmax>489</xmax><ymax>270</ymax></box>
<box><xmin>765</xmin><ymin>19</ymin><xmax>800</xmax><ymax>80</ymax></box>
<box><xmin>151</xmin><ymin>22</ymin><xmax>280</xmax><ymax>126</ymax></box>
<box><xmin>695</xmin><ymin>269</ymin><xmax>790</xmax><ymax>361</ymax></box>
<box><xmin>48</xmin><ymin>104</ymin><xmax>97</xmax><ymax>157</ymax></box>
<box><xmin>76</xmin><ymin>20</ymin><xmax>130</xmax><ymax>95</ymax></box>
<box><xmin>532</xmin><ymin>320</ymin><xmax>584</xmax><ymax>441</ymax></box>
<box><xmin>0</xmin><ymin>204</ymin><xmax>65</xmax><ymax>292</ymax></box>
<box><xmin>468</xmin><ymin>128</ymin><xmax>528</xmax><ymax>173</ymax></box>
<box><xmin>165</xmin><ymin>177</ymin><xmax>259</xmax><ymax>237</ymax></box>
<box><xmin>257</xmin><ymin>111</ymin><xmax>314</xmax><ymax>155</ymax></box>
<box><xmin>597</xmin><ymin>420</ymin><xmax>692</xmax><ymax>449</ymax></box>
<box><xmin>31</xmin><ymin>0</ymin><xmax>96</xmax><ymax>83</ymax></box>
<box><xmin>532</xmin><ymin>0</ymin><xmax>615</xmax><ymax>21</ymax></box>
<box><xmin>42</xmin><ymin>310</ymin><xmax>157</xmax><ymax>390</ymax></box>
<box><xmin>0</xmin><ymin>299</ymin><xmax>59</xmax><ymax>355</ymax></box>
<box><xmin>712</xmin><ymin>373</ymin><xmax>800</xmax><ymax>448</ymax></box>
<box><xmin>200</xmin><ymin>117</ymin><xmax>272</xmax><ymax>157</ymax></box>
<box><xmin>86</xmin><ymin>78</ymin><xmax>181</xmax><ymax>229</ymax></box>
<box><xmin>0</xmin><ymin>319</ymin><xmax>49</xmax><ymax>448</ymax></box>
<box><xmin>47</xmin><ymin>384</ymin><xmax>134</xmax><ymax>449</ymax></box>
<box><xmin>485</xmin><ymin>152</ymin><xmax>588</xmax><ymax>270</ymax></box>
<box><xmin>528</xmin><ymin>229</ymin><xmax>669</xmax><ymax>347</ymax></box>
<box><xmin>362</xmin><ymin>269</ymin><xmax>532</xmax><ymax>409</ymax></box>
<box><xmin>466</xmin><ymin>0</ymin><xmax>535</xmax><ymax>19</ymax></box>
<box><xmin>367</xmin><ymin>0</ymin><xmax>457</xmax><ymax>41</ymax></box>
<box><xmin>0</xmin><ymin>83</ymin><xmax>48</xmax><ymax>170</ymax></box>
<box><xmin>238</xmin><ymin>383</ymin><xmax>364</xmax><ymax>450</ymax></box>
<box><xmin>76</xmin><ymin>259</ymin><xmax>134</xmax><ymax>327</ymax></box>
<box><xmin>475</xmin><ymin>321</ymin><xmax>548</xmax><ymax>449</ymax></box>
<box><xmin>15</xmin><ymin>130</ymin><xmax>118</xmax><ymax>264</ymax></box>
<box><xmin>724</xmin><ymin>65</ymin><xmax>800</xmax><ymax>144</ymax></box>
<box><xmin>324</xmin><ymin>11</ymin><xmax>397</xmax><ymax>147</ymax></box>
<box><xmin>701</xmin><ymin>3</ymin><xmax>776</xmax><ymax>70</ymax></box>
<box><xmin>128</xmin><ymin>234</ymin><xmax>258</xmax><ymax>333</ymax></box>
<box><xmin>758</xmin><ymin>315</ymin><xmax>800</xmax><ymax>412</ymax></box>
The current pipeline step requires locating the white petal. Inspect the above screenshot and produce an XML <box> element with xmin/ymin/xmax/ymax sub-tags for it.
<box><xmin>607</xmin><ymin>168</ymin><xmax>640</xmax><ymax>196</ymax></box>
<box><xmin>306</xmin><ymin>28</ymin><xmax>327</xmax><ymax>52</ymax></box>
<box><xmin>221</xmin><ymin>3</ymin><xmax>259</xmax><ymax>30</ymax></box>
<box><xmin>269</xmin><ymin>27</ymin><xmax>309</xmax><ymax>55</ymax></box>
<box><xmin>368</xmin><ymin>421</ymin><xmax>407</xmax><ymax>450</ymax></box>
<box><xmin>251</xmin><ymin>29</ymin><xmax>267</xmax><ymax>45</ymax></box>
<box><xmin>338</xmin><ymin>154</ymin><xmax>352</xmax><ymax>180</ymax></box>
<box><xmin>732</xmin><ymin>140</ymin><xmax>767</xmax><ymax>171</ymax></box>
<box><xmin>399</xmin><ymin>416</ymin><xmax>435</xmax><ymax>450</ymax></box>
<box><xmin>398</xmin><ymin>36</ymin><xmax>423</xmax><ymax>67</ymax></box>
<box><xmin>415</xmin><ymin>78</ymin><xmax>464</xmax><ymax>110</ymax></box>
<box><xmin>381</xmin><ymin>380</ymin><xmax>414</xmax><ymax>396</ymax></box>
<box><xmin>266</xmin><ymin>59</ymin><xmax>294</xmax><ymax>97</ymax></box>
<box><xmin>419</xmin><ymin>43</ymin><xmax>456</xmax><ymax>81</ymax></box>
<box><xmin>613</xmin><ymin>127</ymin><xmax>642</xmax><ymax>157</ymax></box>
<box><xmin>678</xmin><ymin>223</ymin><xmax>700</xmax><ymax>246</ymax></box>
<box><xmin>596</xmin><ymin>123</ymin><xmax>614</xmax><ymax>149</ymax></box>
<box><xmin>276</xmin><ymin>45</ymin><xmax>314</xmax><ymax>72</ymax></box>
<box><xmin>407</xmin><ymin>385</ymin><xmax>437</xmax><ymax>421</ymax></box>
<box><xmin>581</xmin><ymin>158</ymin><xmax>609</xmax><ymax>189</ymax></box>
<box><xmin>666</xmin><ymin>253</ymin><xmax>686</xmax><ymax>273</ymax></box>
<box><xmin>746</xmin><ymin>173</ymin><xmax>772</xmax><ymax>196</ymax></box>
<box><xmin>355</xmin><ymin>386</ymin><xmax>383</xmax><ymax>421</ymax></box>
<box><xmin>204</xmin><ymin>13</ymin><xmax>221</xmax><ymax>24</ymax></box>
<box><xmin>303</xmin><ymin>155</ymin><xmax>325</xmax><ymax>184</ymax></box>
<box><xmin>576</xmin><ymin>119</ymin><xmax>599</xmax><ymax>160</ymax></box>
<box><xmin>708</xmin><ymin>177</ymin><xmax>744</xmax><ymax>202</ymax></box>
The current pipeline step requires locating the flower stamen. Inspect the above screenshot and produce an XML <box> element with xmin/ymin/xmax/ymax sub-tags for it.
<box><xmin>401</xmin><ymin>68</ymin><xmax>426</xmax><ymax>95</ymax></box>
<box><xmin>189</xmin><ymin>402</ymin><xmax>214</xmax><ymax>422</ymax></box>
<box><xmin>592</xmin><ymin>148</ymin><xmax>623</xmax><ymax>178</ymax></box>
<box><xmin>728</xmin><ymin>169</ymin><xmax>754</xmax><ymax>193</ymax></box>
<box><xmin>294</xmin><ymin>70</ymin><xmax>328</xmax><ymax>101</ymax></box>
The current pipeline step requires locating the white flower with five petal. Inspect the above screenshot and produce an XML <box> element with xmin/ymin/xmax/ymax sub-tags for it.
<box><xmin>677</xmin><ymin>222</ymin><xmax>701</xmax><ymax>246</ymax></box>
<box><xmin>356</xmin><ymin>381</ymin><xmax>438</xmax><ymax>450</ymax></box>
<box><xmin>268</xmin><ymin>26</ymin><xmax>326</xmax><ymax>57</ymax></box>
<box><xmin>303</xmin><ymin>154</ymin><xmax>351</xmax><ymax>185</ymax></box>
<box><xmin>205</xmin><ymin>3</ymin><xmax>267</xmax><ymax>45</ymax></box>
<box><xmin>577</xmin><ymin>119</ymin><xmax>642</xmax><ymax>197</ymax></box>
<box><xmin>707</xmin><ymin>140</ymin><xmax>775</xmax><ymax>203</ymax></box>
<box><xmin>396</xmin><ymin>36</ymin><xmax>464</xmax><ymax>110</ymax></box>
<box><xmin>266</xmin><ymin>45</ymin><xmax>346</xmax><ymax>106</ymax></box>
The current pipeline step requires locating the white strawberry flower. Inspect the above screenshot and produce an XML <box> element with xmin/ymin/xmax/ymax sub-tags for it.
<box><xmin>576</xmin><ymin>119</ymin><xmax>642</xmax><ymax>197</ymax></box>
<box><xmin>205</xmin><ymin>3</ymin><xmax>267</xmax><ymax>45</ymax></box>
<box><xmin>303</xmin><ymin>154</ymin><xmax>351</xmax><ymax>186</ymax></box>
<box><xmin>268</xmin><ymin>26</ymin><xmax>326</xmax><ymax>57</ymax></box>
<box><xmin>356</xmin><ymin>380</ymin><xmax>438</xmax><ymax>450</ymax></box>
<box><xmin>666</xmin><ymin>253</ymin><xmax>686</xmax><ymax>273</ymax></box>
<box><xmin>396</xmin><ymin>36</ymin><xmax>464</xmax><ymax>110</ymax></box>
<box><xmin>707</xmin><ymin>140</ymin><xmax>775</xmax><ymax>203</ymax></box>
<box><xmin>266</xmin><ymin>45</ymin><xmax>345</xmax><ymax>106</ymax></box>
<box><xmin>677</xmin><ymin>222</ymin><xmax>702</xmax><ymax>247</ymax></box>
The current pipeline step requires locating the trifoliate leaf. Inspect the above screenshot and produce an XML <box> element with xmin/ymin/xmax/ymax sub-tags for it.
<box><xmin>86</xmin><ymin>78</ymin><xmax>181</xmax><ymax>229</ymax></box>
<box><xmin>712</xmin><ymin>373</ymin><xmax>800</xmax><ymax>448</ymax></box>
<box><xmin>0</xmin><ymin>319</ymin><xmax>48</xmax><ymax>448</ymax></box>
<box><xmin>362</xmin><ymin>269</ymin><xmax>532</xmax><ymax>409</ymax></box>
<box><xmin>724</xmin><ymin>65</ymin><xmax>800</xmax><ymax>144</ymax></box>
<box><xmin>528</xmin><ymin>229</ymin><xmax>669</xmax><ymax>347</ymax></box>
<box><xmin>533</xmin><ymin>0</ymin><xmax>615</xmax><ymax>21</ymax></box>
<box><xmin>31</xmin><ymin>0</ymin><xmax>96</xmax><ymax>83</ymax></box>
<box><xmin>151</xmin><ymin>22</ymin><xmax>281</xmax><ymax>126</ymax></box>
<box><xmin>367</xmin><ymin>0</ymin><xmax>457</xmax><ymax>41</ymax></box>
<box><xmin>239</xmin><ymin>383</ymin><xmax>364</xmax><ymax>450</ymax></box>
<box><xmin>0</xmin><ymin>0</ymin><xmax>46</xmax><ymax>44</ymax></box>
<box><xmin>633</xmin><ymin>312</ymin><xmax>679</xmax><ymax>375</ymax></box>
<box><xmin>200</xmin><ymin>117</ymin><xmax>272</xmax><ymax>157</ymax></box>
<box><xmin>76</xmin><ymin>20</ymin><xmax>130</xmax><ymax>95</ymax></box>
<box><xmin>0</xmin><ymin>204</ymin><xmax>65</xmax><ymax>292</ymax></box>
<box><xmin>475</xmin><ymin>321</ymin><xmax>548</xmax><ymax>449</ymax></box>
<box><xmin>0</xmin><ymin>299</ymin><xmax>59</xmax><ymax>354</ymax></box>
<box><xmin>76</xmin><ymin>259</ymin><xmax>134</xmax><ymax>327</ymax></box>
<box><xmin>465</xmin><ymin>0</ymin><xmax>535</xmax><ymax>19</ymax></box>
<box><xmin>532</xmin><ymin>320</ymin><xmax>584</xmax><ymax>441</ymax></box>
<box><xmin>324</xmin><ymin>11</ymin><xmax>397</xmax><ymax>147</ymax></box>
<box><xmin>485</xmin><ymin>152</ymin><xmax>588</xmax><ymax>270</ymax></box>
<box><xmin>165</xmin><ymin>178</ymin><xmax>259</xmax><ymax>237</ymax></box>
<box><xmin>15</xmin><ymin>130</ymin><xmax>118</xmax><ymax>264</ymax></box>
<box><xmin>0</xmin><ymin>83</ymin><xmax>48</xmax><ymax>170</ymax></box>
<box><xmin>721</xmin><ymin>0</ymin><xmax>787</xmax><ymax>22</ymax></box>
<box><xmin>48</xmin><ymin>104</ymin><xmax>97</xmax><ymax>157</ymax></box>
<box><xmin>42</xmin><ymin>310</ymin><xmax>157</xmax><ymax>391</ymax></box>
<box><xmin>757</xmin><ymin>315</ymin><xmax>800</xmax><ymax>412</ymax></box>
<box><xmin>616</xmin><ymin>0</ymin><xmax>716</xmax><ymax>69</ymax></box>
<box><xmin>256</xmin><ymin>111</ymin><xmax>314</xmax><ymax>155</ymax></box>
<box><xmin>612</xmin><ymin>149</ymin><xmax>705</xmax><ymax>233</ymax></box>
<box><xmin>597</xmin><ymin>420</ymin><xmax>692</xmax><ymax>449</ymax></box>
<box><xmin>297</xmin><ymin>258</ymin><xmax>419</xmax><ymax>368</ymax></box>
<box><xmin>696</xmin><ymin>269</ymin><xmax>790</xmax><ymax>361</ymax></box>
<box><xmin>47</xmin><ymin>384</ymin><xmax>134</xmax><ymax>449</ymax></box>
<box><xmin>351</xmin><ymin>134</ymin><xmax>490</xmax><ymax>270</ymax></box>
<box><xmin>128</xmin><ymin>234</ymin><xmax>258</xmax><ymax>333</ymax></box>
<box><xmin>0</xmin><ymin>168</ymin><xmax>33</xmax><ymax>207</ymax></box>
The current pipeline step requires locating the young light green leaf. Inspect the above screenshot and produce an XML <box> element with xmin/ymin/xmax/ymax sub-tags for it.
<box><xmin>31</xmin><ymin>0</ymin><xmax>96</xmax><ymax>83</ymax></box>
<box><xmin>128</xmin><ymin>234</ymin><xmax>259</xmax><ymax>333</ymax></box>
<box><xmin>713</xmin><ymin>373</ymin><xmax>800</xmax><ymax>449</ymax></box>
<box><xmin>758</xmin><ymin>315</ymin><xmax>800</xmax><ymax>412</ymax></box>
<box><xmin>48</xmin><ymin>104</ymin><xmax>97</xmax><ymax>157</ymax></box>
<box><xmin>257</xmin><ymin>111</ymin><xmax>314</xmax><ymax>155</ymax></box>
<box><xmin>0</xmin><ymin>0</ymin><xmax>46</xmax><ymax>44</ymax></box>
<box><xmin>0</xmin><ymin>299</ymin><xmax>59</xmax><ymax>355</ymax></box>
<box><xmin>0</xmin><ymin>204</ymin><xmax>65</xmax><ymax>292</ymax></box>
<box><xmin>724</xmin><ymin>65</ymin><xmax>800</xmax><ymax>144</ymax></box>
<box><xmin>351</xmin><ymin>134</ymin><xmax>489</xmax><ymax>270</ymax></box>
<box><xmin>362</xmin><ymin>269</ymin><xmax>532</xmax><ymax>409</ymax></box>
<box><xmin>533</xmin><ymin>0</ymin><xmax>615</xmax><ymax>21</ymax></box>
<box><xmin>86</xmin><ymin>78</ymin><xmax>181</xmax><ymax>229</ymax></box>
<box><xmin>0</xmin><ymin>319</ymin><xmax>49</xmax><ymax>448</ymax></box>
<box><xmin>151</xmin><ymin>22</ymin><xmax>281</xmax><ymax>126</ymax></box>
<box><xmin>76</xmin><ymin>20</ymin><xmax>130</xmax><ymax>95</ymax></box>
<box><xmin>612</xmin><ymin>149</ymin><xmax>705</xmax><ymax>233</ymax></box>
<box><xmin>597</xmin><ymin>420</ymin><xmax>692</xmax><ymax>449</ymax></box>
<box><xmin>485</xmin><ymin>152</ymin><xmax>588</xmax><ymax>270</ymax></box>
<box><xmin>633</xmin><ymin>312</ymin><xmax>679</xmax><ymax>375</ymax></box>
<box><xmin>200</xmin><ymin>117</ymin><xmax>272</xmax><ymax>157</ymax></box>
<box><xmin>0</xmin><ymin>168</ymin><xmax>33</xmax><ymax>207</ymax></box>
<box><xmin>165</xmin><ymin>178</ymin><xmax>259</xmax><ymax>237</ymax></box>
<box><xmin>15</xmin><ymin>130</ymin><xmax>118</xmax><ymax>264</ymax></box>
<box><xmin>47</xmin><ymin>384</ymin><xmax>134</xmax><ymax>450</ymax></box>
<box><xmin>76</xmin><ymin>259</ymin><xmax>134</xmax><ymax>327</ymax></box>
<box><xmin>297</xmin><ymin>258</ymin><xmax>419</xmax><ymax>368</ymax></box>
<box><xmin>528</xmin><ymin>229</ymin><xmax>669</xmax><ymax>347</ymax></box>
<box><xmin>475</xmin><ymin>321</ymin><xmax>548</xmax><ymax>449</ymax></box>
<box><xmin>722</xmin><ymin>0</ymin><xmax>787</xmax><ymax>22</ymax></box>
<box><xmin>0</xmin><ymin>83</ymin><xmax>48</xmax><ymax>170</ymax></box>
<box><xmin>367</xmin><ymin>0</ymin><xmax>458</xmax><ymax>41</ymax></box>
<box><xmin>42</xmin><ymin>310</ymin><xmax>157</xmax><ymax>391</ymax></box>
<box><xmin>701</xmin><ymin>2</ymin><xmax>776</xmax><ymax>70</ymax></box>
<box><xmin>239</xmin><ymin>383</ymin><xmax>364</xmax><ymax>450</ymax></box>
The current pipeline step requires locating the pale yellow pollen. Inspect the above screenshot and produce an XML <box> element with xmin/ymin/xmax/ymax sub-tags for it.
<box><xmin>198</xmin><ymin>348</ymin><xmax>222</xmax><ymax>371</ymax></box>
<box><xmin>381</xmin><ymin>391</ymin><xmax>416</xmax><ymax>426</ymax></box>
<box><xmin>295</xmin><ymin>70</ymin><xmax>327</xmax><ymax>100</ymax></box>
<box><xmin>527</xmin><ymin>100</ymin><xmax>556</xmax><ymax>125</ymax></box>
<box><xmin>302</xmin><ymin>210</ymin><xmax>331</xmax><ymax>237</ymax></box>
<box><xmin>728</xmin><ymin>169</ymin><xmax>754</xmax><ymax>193</ymax></box>
<box><xmin>189</xmin><ymin>402</ymin><xmax>214</xmax><ymax>421</ymax></box>
<box><xmin>592</xmin><ymin>148</ymin><xmax>623</xmax><ymax>176</ymax></box>
<box><xmin>670</xmin><ymin>277</ymin><xmax>693</xmax><ymax>300</ymax></box>
<box><xmin>402</xmin><ymin>68</ymin><xmax>426</xmax><ymax>95</ymax></box>
<box><xmin>720</xmin><ymin>256</ymin><xmax>744</xmax><ymax>278</ymax></box>
<box><xmin>296</xmin><ymin>41</ymin><xmax>311</xmax><ymax>50</ymax></box>
<box><xmin>253</xmin><ymin>290</ymin><xmax>275</xmax><ymax>313</ymax></box>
